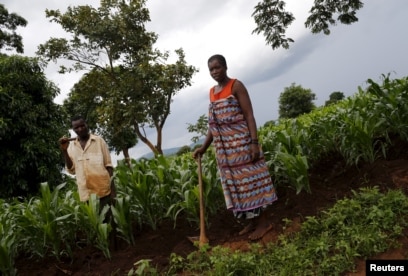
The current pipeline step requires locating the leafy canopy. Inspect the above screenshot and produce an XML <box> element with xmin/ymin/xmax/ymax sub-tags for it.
<box><xmin>0</xmin><ymin>4</ymin><xmax>27</xmax><ymax>53</ymax></box>
<box><xmin>63</xmin><ymin>68</ymin><xmax>138</xmax><ymax>156</ymax></box>
<box><xmin>0</xmin><ymin>55</ymin><xmax>66</xmax><ymax>197</ymax></box>
<box><xmin>252</xmin><ymin>0</ymin><xmax>364</xmax><ymax>49</ymax></box>
<box><xmin>325</xmin><ymin>91</ymin><xmax>345</xmax><ymax>106</ymax></box>
<box><xmin>279</xmin><ymin>83</ymin><xmax>316</xmax><ymax>119</ymax></box>
<box><xmin>187</xmin><ymin>114</ymin><xmax>209</xmax><ymax>144</ymax></box>
<box><xmin>37</xmin><ymin>0</ymin><xmax>198</xmax><ymax>156</ymax></box>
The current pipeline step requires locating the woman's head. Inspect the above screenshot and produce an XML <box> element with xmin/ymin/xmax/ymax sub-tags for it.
<box><xmin>208</xmin><ymin>54</ymin><xmax>227</xmax><ymax>68</ymax></box>
<box><xmin>208</xmin><ymin>54</ymin><xmax>228</xmax><ymax>83</ymax></box>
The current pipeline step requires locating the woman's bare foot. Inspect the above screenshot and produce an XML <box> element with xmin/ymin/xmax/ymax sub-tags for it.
<box><xmin>238</xmin><ymin>221</ymin><xmax>255</xmax><ymax>235</ymax></box>
<box><xmin>248</xmin><ymin>212</ymin><xmax>273</xmax><ymax>241</ymax></box>
<box><xmin>248</xmin><ymin>222</ymin><xmax>272</xmax><ymax>241</ymax></box>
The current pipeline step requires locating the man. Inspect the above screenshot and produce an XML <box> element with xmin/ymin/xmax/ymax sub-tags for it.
<box><xmin>59</xmin><ymin>115</ymin><xmax>115</xmax><ymax>206</ymax></box>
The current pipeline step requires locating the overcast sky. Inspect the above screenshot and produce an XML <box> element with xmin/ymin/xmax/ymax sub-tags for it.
<box><xmin>4</xmin><ymin>0</ymin><xmax>408</xmax><ymax>160</ymax></box>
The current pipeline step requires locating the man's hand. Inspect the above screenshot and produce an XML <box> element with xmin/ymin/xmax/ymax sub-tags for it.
<box><xmin>59</xmin><ymin>137</ymin><xmax>75</xmax><ymax>151</ymax></box>
<box><xmin>110</xmin><ymin>179</ymin><xmax>117</xmax><ymax>201</ymax></box>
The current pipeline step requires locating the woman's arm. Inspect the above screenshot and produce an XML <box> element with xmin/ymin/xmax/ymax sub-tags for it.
<box><xmin>232</xmin><ymin>80</ymin><xmax>260</xmax><ymax>161</ymax></box>
<box><xmin>192</xmin><ymin>129</ymin><xmax>213</xmax><ymax>159</ymax></box>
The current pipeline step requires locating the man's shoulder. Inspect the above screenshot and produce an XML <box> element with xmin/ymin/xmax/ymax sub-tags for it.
<box><xmin>90</xmin><ymin>134</ymin><xmax>106</xmax><ymax>142</ymax></box>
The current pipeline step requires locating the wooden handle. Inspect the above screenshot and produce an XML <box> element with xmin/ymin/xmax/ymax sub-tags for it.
<box><xmin>197</xmin><ymin>154</ymin><xmax>209</xmax><ymax>246</ymax></box>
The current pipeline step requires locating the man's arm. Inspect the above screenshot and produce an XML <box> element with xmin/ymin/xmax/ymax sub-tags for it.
<box><xmin>100</xmin><ymin>137</ymin><xmax>116</xmax><ymax>198</ymax></box>
<box><xmin>59</xmin><ymin>137</ymin><xmax>74</xmax><ymax>172</ymax></box>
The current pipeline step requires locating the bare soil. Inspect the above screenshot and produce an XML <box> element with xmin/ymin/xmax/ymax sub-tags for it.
<box><xmin>15</xmin><ymin>135</ymin><xmax>408</xmax><ymax>275</ymax></box>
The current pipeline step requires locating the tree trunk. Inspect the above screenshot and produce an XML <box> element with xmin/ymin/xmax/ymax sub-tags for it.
<box><xmin>122</xmin><ymin>147</ymin><xmax>131</xmax><ymax>167</ymax></box>
<box><xmin>134</xmin><ymin>125</ymin><xmax>162</xmax><ymax>156</ymax></box>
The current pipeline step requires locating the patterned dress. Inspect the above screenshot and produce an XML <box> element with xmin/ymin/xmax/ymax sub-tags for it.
<box><xmin>209</xmin><ymin>79</ymin><xmax>278</xmax><ymax>219</ymax></box>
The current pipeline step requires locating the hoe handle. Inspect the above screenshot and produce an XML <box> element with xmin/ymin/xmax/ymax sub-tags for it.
<box><xmin>197</xmin><ymin>154</ymin><xmax>209</xmax><ymax>246</ymax></box>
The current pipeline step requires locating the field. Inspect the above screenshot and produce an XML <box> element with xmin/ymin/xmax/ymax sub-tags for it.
<box><xmin>14</xmin><ymin>135</ymin><xmax>408</xmax><ymax>275</ymax></box>
<box><xmin>4</xmin><ymin>75</ymin><xmax>407</xmax><ymax>275</ymax></box>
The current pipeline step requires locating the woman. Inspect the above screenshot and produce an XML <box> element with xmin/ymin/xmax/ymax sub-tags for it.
<box><xmin>193</xmin><ymin>54</ymin><xmax>278</xmax><ymax>240</ymax></box>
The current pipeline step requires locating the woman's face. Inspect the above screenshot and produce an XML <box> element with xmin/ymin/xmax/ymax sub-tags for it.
<box><xmin>208</xmin><ymin>59</ymin><xmax>227</xmax><ymax>83</ymax></box>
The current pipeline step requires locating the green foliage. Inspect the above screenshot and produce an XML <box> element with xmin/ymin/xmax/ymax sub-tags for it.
<box><xmin>305</xmin><ymin>0</ymin><xmax>364</xmax><ymax>35</ymax></box>
<box><xmin>278</xmin><ymin>83</ymin><xmax>316</xmax><ymax>119</ymax></box>
<box><xmin>261</xmin><ymin>75</ymin><xmax>408</xmax><ymax>191</ymax></box>
<box><xmin>1</xmin><ymin>74</ymin><xmax>408</xmax><ymax>275</ymax></box>
<box><xmin>14</xmin><ymin>182</ymin><xmax>78</xmax><ymax>261</ymax></box>
<box><xmin>187</xmin><ymin>114</ymin><xmax>208</xmax><ymax>143</ymax></box>
<box><xmin>167</xmin><ymin>151</ymin><xmax>223</xmax><ymax>227</ymax></box>
<box><xmin>176</xmin><ymin>145</ymin><xmax>191</xmax><ymax>156</ymax></box>
<box><xmin>0</xmin><ymin>200</ymin><xmax>18</xmax><ymax>276</ymax></box>
<box><xmin>262</xmin><ymin>120</ymin><xmax>310</xmax><ymax>193</ymax></box>
<box><xmin>63</xmin><ymin>68</ymin><xmax>138</xmax><ymax>155</ymax></box>
<box><xmin>0</xmin><ymin>4</ymin><xmax>27</xmax><ymax>53</ymax></box>
<box><xmin>252</xmin><ymin>0</ymin><xmax>295</xmax><ymax>50</ymax></box>
<box><xmin>252</xmin><ymin>0</ymin><xmax>364</xmax><ymax>49</ymax></box>
<box><xmin>325</xmin><ymin>91</ymin><xmax>345</xmax><ymax>106</ymax></box>
<box><xmin>0</xmin><ymin>55</ymin><xmax>66</xmax><ymax>197</ymax></box>
<box><xmin>1</xmin><ymin>181</ymin><xmax>116</xmax><ymax>273</ymax></box>
<box><xmin>37</xmin><ymin>0</ymin><xmax>198</xmax><ymax>156</ymax></box>
<box><xmin>115</xmin><ymin>153</ymin><xmax>223</xmax><ymax>230</ymax></box>
<box><xmin>38</xmin><ymin>0</ymin><xmax>154</xmax><ymax>72</ymax></box>
<box><xmin>111</xmin><ymin>195</ymin><xmax>135</xmax><ymax>245</ymax></box>
<box><xmin>170</xmin><ymin>187</ymin><xmax>408</xmax><ymax>275</ymax></box>
<box><xmin>262</xmin><ymin>120</ymin><xmax>275</xmax><ymax>128</ymax></box>
<box><xmin>366</xmin><ymin>74</ymin><xmax>408</xmax><ymax>140</ymax></box>
<box><xmin>115</xmin><ymin>158</ymin><xmax>165</xmax><ymax>230</ymax></box>
<box><xmin>128</xmin><ymin>259</ymin><xmax>159</xmax><ymax>276</ymax></box>
<box><xmin>336</xmin><ymin>102</ymin><xmax>387</xmax><ymax>166</ymax></box>
<box><xmin>77</xmin><ymin>194</ymin><xmax>112</xmax><ymax>259</ymax></box>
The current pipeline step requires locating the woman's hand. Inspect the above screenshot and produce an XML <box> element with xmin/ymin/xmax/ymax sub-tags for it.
<box><xmin>192</xmin><ymin>147</ymin><xmax>205</xmax><ymax>159</ymax></box>
<box><xmin>250</xmin><ymin>143</ymin><xmax>260</xmax><ymax>162</ymax></box>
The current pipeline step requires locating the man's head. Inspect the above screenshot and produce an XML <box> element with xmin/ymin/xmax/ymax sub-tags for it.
<box><xmin>71</xmin><ymin>115</ymin><xmax>89</xmax><ymax>139</ymax></box>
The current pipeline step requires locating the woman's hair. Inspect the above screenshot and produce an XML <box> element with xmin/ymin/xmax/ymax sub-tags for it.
<box><xmin>208</xmin><ymin>54</ymin><xmax>227</xmax><ymax>68</ymax></box>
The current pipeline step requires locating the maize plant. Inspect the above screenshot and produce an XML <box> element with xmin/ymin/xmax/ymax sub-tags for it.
<box><xmin>77</xmin><ymin>194</ymin><xmax>111</xmax><ymax>259</ymax></box>
<box><xmin>16</xmin><ymin>183</ymin><xmax>76</xmax><ymax>260</ymax></box>
<box><xmin>111</xmin><ymin>195</ymin><xmax>134</xmax><ymax>245</ymax></box>
<box><xmin>0</xmin><ymin>201</ymin><xmax>18</xmax><ymax>276</ymax></box>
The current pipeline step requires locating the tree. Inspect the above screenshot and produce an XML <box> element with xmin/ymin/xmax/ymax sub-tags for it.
<box><xmin>279</xmin><ymin>83</ymin><xmax>316</xmax><ymax>119</ymax></box>
<box><xmin>0</xmin><ymin>4</ymin><xmax>27</xmax><ymax>53</ymax></box>
<box><xmin>252</xmin><ymin>0</ymin><xmax>364</xmax><ymax>49</ymax></box>
<box><xmin>263</xmin><ymin>120</ymin><xmax>276</xmax><ymax>128</ymax></box>
<box><xmin>63</xmin><ymin>68</ymin><xmax>138</xmax><ymax>166</ymax></box>
<box><xmin>0</xmin><ymin>55</ymin><xmax>66</xmax><ymax>197</ymax></box>
<box><xmin>176</xmin><ymin>145</ymin><xmax>191</xmax><ymax>156</ymax></box>
<box><xmin>37</xmin><ymin>0</ymin><xmax>197</xmax><ymax>156</ymax></box>
<box><xmin>187</xmin><ymin>114</ymin><xmax>208</xmax><ymax>143</ymax></box>
<box><xmin>325</xmin><ymin>91</ymin><xmax>345</xmax><ymax>106</ymax></box>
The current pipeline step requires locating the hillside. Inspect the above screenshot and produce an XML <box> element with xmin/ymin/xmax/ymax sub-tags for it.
<box><xmin>136</xmin><ymin>138</ymin><xmax>204</xmax><ymax>159</ymax></box>
<box><xmin>15</xmin><ymin>134</ymin><xmax>408</xmax><ymax>275</ymax></box>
